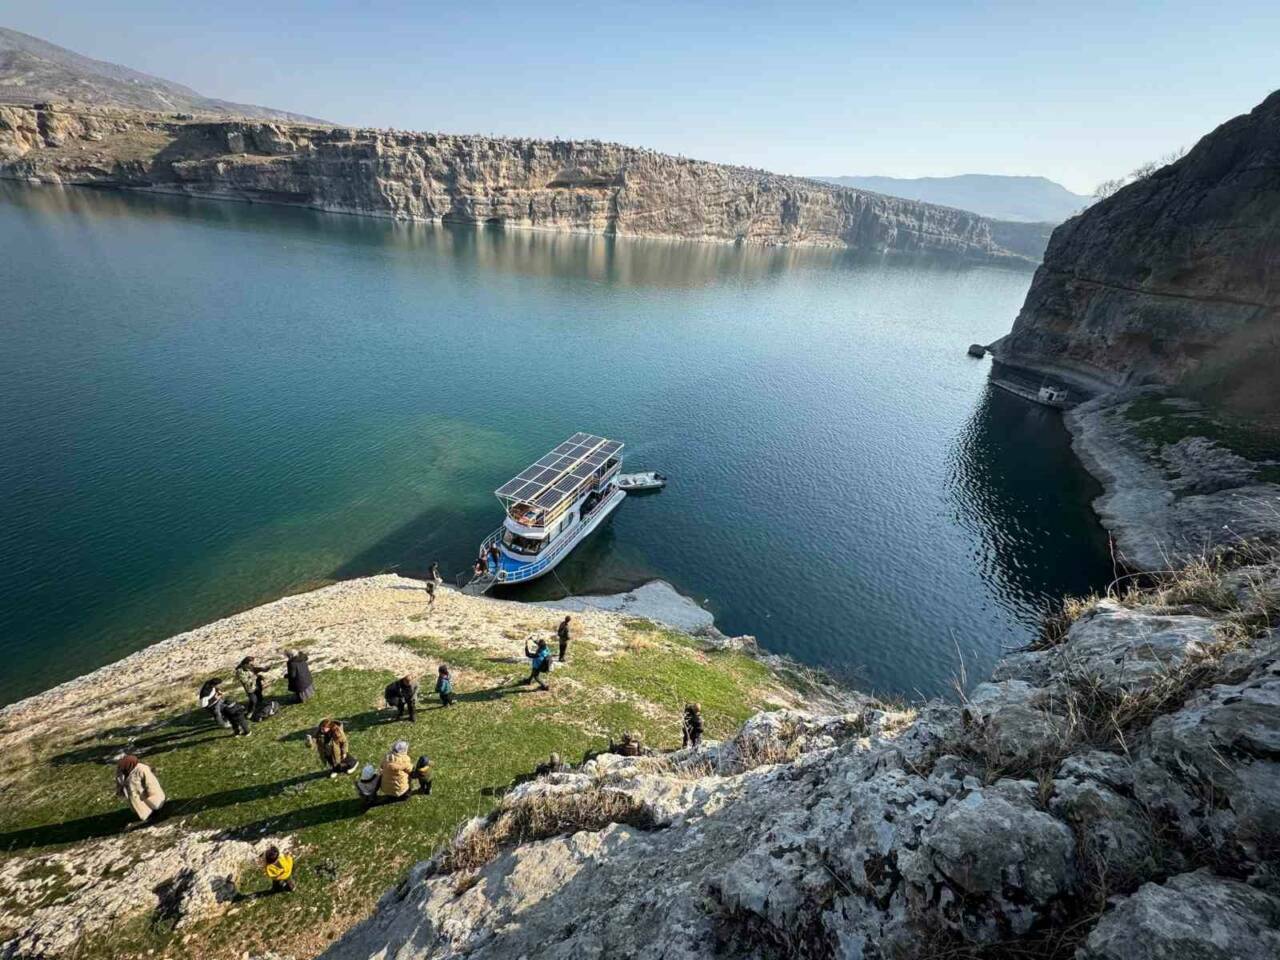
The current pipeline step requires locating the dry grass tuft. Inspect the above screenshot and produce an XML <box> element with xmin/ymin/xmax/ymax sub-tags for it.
<box><xmin>441</xmin><ymin>788</ymin><xmax>654</xmax><ymax>874</ymax></box>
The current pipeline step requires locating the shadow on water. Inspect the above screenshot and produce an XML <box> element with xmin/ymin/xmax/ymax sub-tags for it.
<box><xmin>946</xmin><ymin>383</ymin><xmax>1114</xmax><ymax>625</ymax></box>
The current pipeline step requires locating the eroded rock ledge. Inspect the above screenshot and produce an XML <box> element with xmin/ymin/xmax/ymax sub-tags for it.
<box><xmin>0</xmin><ymin>103</ymin><xmax>1045</xmax><ymax>261</ymax></box>
<box><xmin>325</xmin><ymin>568</ymin><xmax>1280</xmax><ymax>960</ymax></box>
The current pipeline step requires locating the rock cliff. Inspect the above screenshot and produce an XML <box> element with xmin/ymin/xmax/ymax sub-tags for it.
<box><xmin>993</xmin><ymin>89</ymin><xmax>1280</xmax><ymax>406</ymax></box>
<box><xmin>325</xmin><ymin>565</ymin><xmax>1280</xmax><ymax>960</ymax></box>
<box><xmin>0</xmin><ymin>103</ymin><xmax>1044</xmax><ymax>260</ymax></box>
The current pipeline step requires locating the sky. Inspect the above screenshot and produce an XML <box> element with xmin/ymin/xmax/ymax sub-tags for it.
<box><xmin>3</xmin><ymin>1</ymin><xmax>1277</xmax><ymax>194</ymax></box>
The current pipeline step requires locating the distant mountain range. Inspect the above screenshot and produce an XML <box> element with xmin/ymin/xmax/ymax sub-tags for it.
<box><xmin>0</xmin><ymin>26</ymin><xmax>326</xmax><ymax>123</ymax></box>
<box><xmin>817</xmin><ymin>174</ymin><xmax>1092</xmax><ymax>223</ymax></box>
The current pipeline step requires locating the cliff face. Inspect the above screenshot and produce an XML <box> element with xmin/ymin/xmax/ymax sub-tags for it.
<box><xmin>994</xmin><ymin>89</ymin><xmax>1280</xmax><ymax>403</ymax></box>
<box><xmin>0</xmin><ymin>103</ymin><xmax>1041</xmax><ymax>261</ymax></box>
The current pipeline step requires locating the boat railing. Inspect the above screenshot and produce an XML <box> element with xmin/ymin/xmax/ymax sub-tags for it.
<box><xmin>481</xmin><ymin>486</ymin><xmax>625</xmax><ymax>585</ymax></box>
<box><xmin>505</xmin><ymin>461</ymin><xmax>622</xmax><ymax>529</ymax></box>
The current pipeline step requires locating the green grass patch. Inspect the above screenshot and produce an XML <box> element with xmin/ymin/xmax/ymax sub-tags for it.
<box><xmin>0</xmin><ymin>631</ymin><xmax>786</xmax><ymax>959</ymax></box>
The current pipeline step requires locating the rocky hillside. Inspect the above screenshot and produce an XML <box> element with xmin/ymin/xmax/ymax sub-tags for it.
<box><xmin>992</xmin><ymin>89</ymin><xmax>1280</xmax><ymax>407</ymax></box>
<box><xmin>818</xmin><ymin>173</ymin><xmax>1090</xmax><ymax>223</ymax></box>
<box><xmin>0</xmin><ymin>27</ymin><xmax>323</xmax><ymax>123</ymax></box>
<box><xmin>0</xmin><ymin>103</ymin><xmax>1046</xmax><ymax>260</ymax></box>
<box><xmin>326</xmin><ymin>561</ymin><xmax>1280</xmax><ymax>960</ymax></box>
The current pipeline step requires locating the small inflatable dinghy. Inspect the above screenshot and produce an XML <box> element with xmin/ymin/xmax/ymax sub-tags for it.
<box><xmin>617</xmin><ymin>471</ymin><xmax>667</xmax><ymax>491</ymax></box>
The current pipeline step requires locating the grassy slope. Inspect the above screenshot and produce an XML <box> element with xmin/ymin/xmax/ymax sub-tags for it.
<box><xmin>0</xmin><ymin>621</ymin><xmax>779</xmax><ymax>959</ymax></box>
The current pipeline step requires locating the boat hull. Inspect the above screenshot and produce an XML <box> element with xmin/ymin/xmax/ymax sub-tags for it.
<box><xmin>486</xmin><ymin>486</ymin><xmax>627</xmax><ymax>585</ymax></box>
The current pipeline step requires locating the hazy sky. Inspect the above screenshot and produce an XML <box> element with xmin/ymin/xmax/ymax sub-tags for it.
<box><xmin>4</xmin><ymin>1</ymin><xmax>1277</xmax><ymax>193</ymax></box>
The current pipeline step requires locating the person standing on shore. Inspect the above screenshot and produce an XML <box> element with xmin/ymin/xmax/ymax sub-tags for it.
<box><xmin>557</xmin><ymin>615</ymin><xmax>572</xmax><ymax>662</ymax></box>
<box><xmin>285</xmin><ymin>650</ymin><xmax>314</xmax><ymax>703</ymax></box>
<box><xmin>115</xmin><ymin>755</ymin><xmax>166</xmax><ymax>825</ymax></box>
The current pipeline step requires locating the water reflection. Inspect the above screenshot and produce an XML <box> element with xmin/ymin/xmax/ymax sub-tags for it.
<box><xmin>947</xmin><ymin>384</ymin><xmax>1113</xmax><ymax>626</ymax></box>
<box><xmin>0</xmin><ymin>181</ymin><xmax>1031</xmax><ymax>292</ymax></box>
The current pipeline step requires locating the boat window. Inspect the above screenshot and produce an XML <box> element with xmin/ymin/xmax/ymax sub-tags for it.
<box><xmin>502</xmin><ymin>530</ymin><xmax>546</xmax><ymax>555</ymax></box>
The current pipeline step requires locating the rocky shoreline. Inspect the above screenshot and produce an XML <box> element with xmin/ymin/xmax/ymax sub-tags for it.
<box><xmin>1065</xmin><ymin>388</ymin><xmax>1280</xmax><ymax>571</ymax></box>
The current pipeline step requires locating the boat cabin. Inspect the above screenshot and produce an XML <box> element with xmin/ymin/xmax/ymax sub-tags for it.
<box><xmin>493</xmin><ymin>433</ymin><xmax>624</xmax><ymax>558</ymax></box>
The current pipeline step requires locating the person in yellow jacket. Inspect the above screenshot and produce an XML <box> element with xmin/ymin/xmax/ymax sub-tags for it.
<box><xmin>262</xmin><ymin>845</ymin><xmax>295</xmax><ymax>893</ymax></box>
<box><xmin>379</xmin><ymin>740</ymin><xmax>414</xmax><ymax>801</ymax></box>
<box><xmin>115</xmin><ymin>755</ymin><xmax>166</xmax><ymax>826</ymax></box>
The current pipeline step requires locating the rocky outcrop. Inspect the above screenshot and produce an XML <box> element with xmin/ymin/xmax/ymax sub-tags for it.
<box><xmin>0</xmin><ymin>103</ymin><xmax>1043</xmax><ymax>260</ymax></box>
<box><xmin>323</xmin><ymin>584</ymin><xmax>1280</xmax><ymax>960</ymax></box>
<box><xmin>992</xmin><ymin>89</ymin><xmax>1280</xmax><ymax>405</ymax></box>
<box><xmin>0</xmin><ymin>826</ymin><xmax>285</xmax><ymax>958</ymax></box>
<box><xmin>1066</xmin><ymin>389</ymin><xmax>1280</xmax><ymax>569</ymax></box>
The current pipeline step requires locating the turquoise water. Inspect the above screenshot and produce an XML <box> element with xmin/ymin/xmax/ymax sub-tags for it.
<box><xmin>0</xmin><ymin>183</ymin><xmax>1112</xmax><ymax>705</ymax></box>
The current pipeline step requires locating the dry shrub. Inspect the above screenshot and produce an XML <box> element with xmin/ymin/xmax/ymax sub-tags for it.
<box><xmin>441</xmin><ymin>788</ymin><xmax>654</xmax><ymax>873</ymax></box>
<box><xmin>1035</xmin><ymin>594</ymin><xmax>1102</xmax><ymax>649</ymax></box>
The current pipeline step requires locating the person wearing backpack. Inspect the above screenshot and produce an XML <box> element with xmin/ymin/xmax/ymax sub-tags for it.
<box><xmin>435</xmin><ymin>665</ymin><xmax>455</xmax><ymax>707</ymax></box>
<box><xmin>521</xmin><ymin>638</ymin><xmax>552</xmax><ymax>691</ymax></box>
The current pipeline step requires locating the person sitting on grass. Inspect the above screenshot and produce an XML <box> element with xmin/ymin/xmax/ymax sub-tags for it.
<box><xmin>198</xmin><ymin>678</ymin><xmax>231</xmax><ymax>729</ymax></box>
<box><xmin>521</xmin><ymin>638</ymin><xmax>553</xmax><ymax>691</ymax></box>
<box><xmin>262</xmin><ymin>846</ymin><xmax>295</xmax><ymax>893</ymax></box>
<box><xmin>534</xmin><ymin>752</ymin><xmax>566</xmax><ymax>777</ymax></box>
<box><xmin>385</xmin><ymin>675</ymin><xmax>418</xmax><ymax>722</ymax></box>
<box><xmin>609</xmin><ymin>731</ymin><xmax>649</xmax><ymax>757</ymax></box>
<box><xmin>371</xmin><ymin>739</ymin><xmax>414</xmax><ymax>807</ymax></box>
<box><xmin>682</xmin><ymin>702</ymin><xmax>704</xmax><ymax>749</ymax></box>
<box><xmin>435</xmin><ymin>665</ymin><xmax>455</xmax><ymax>707</ymax></box>
<box><xmin>309</xmin><ymin>718</ymin><xmax>356</xmax><ymax>777</ymax></box>
<box><xmin>116</xmin><ymin>754</ymin><xmax>166</xmax><ymax>827</ymax></box>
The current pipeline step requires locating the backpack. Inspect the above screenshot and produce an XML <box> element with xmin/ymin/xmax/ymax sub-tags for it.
<box><xmin>384</xmin><ymin>682</ymin><xmax>401</xmax><ymax>707</ymax></box>
<box><xmin>356</xmin><ymin>764</ymin><xmax>380</xmax><ymax>798</ymax></box>
<box><xmin>438</xmin><ymin>677</ymin><xmax>453</xmax><ymax>695</ymax></box>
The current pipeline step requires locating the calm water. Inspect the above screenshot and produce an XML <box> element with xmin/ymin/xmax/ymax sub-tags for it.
<box><xmin>0</xmin><ymin>183</ymin><xmax>1112</xmax><ymax>705</ymax></box>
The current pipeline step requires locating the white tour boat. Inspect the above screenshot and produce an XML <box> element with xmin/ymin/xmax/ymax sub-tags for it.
<box><xmin>468</xmin><ymin>433</ymin><xmax>626</xmax><ymax>590</ymax></box>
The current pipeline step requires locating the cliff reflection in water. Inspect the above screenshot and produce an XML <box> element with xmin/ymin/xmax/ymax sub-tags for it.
<box><xmin>0</xmin><ymin>180</ymin><xmax>861</xmax><ymax>290</ymax></box>
<box><xmin>947</xmin><ymin>385</ymin><xmax>1113</xmax><ymax>627</ymax></box>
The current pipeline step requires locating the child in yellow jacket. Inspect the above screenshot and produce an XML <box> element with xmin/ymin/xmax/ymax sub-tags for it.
<box><xmin>262</xmin><ymin>846</ymin><xmax>295</xmax><ymax>893</ymax></box>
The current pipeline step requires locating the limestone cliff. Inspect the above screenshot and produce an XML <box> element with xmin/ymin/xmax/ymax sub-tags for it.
<box><xmin>993</xmin><ymin>89</ymin><xmax>1280</xmax><ymax>406</ymax></box>
<box><xmin>324</xmin><ymin>565</ymin><xmax>1280</xmax><ymax>960</ymax></box>
<box><xmin>0</xmin><ymin>103</ymin><xmax>1043</xmax><ymax>261</ymax></box>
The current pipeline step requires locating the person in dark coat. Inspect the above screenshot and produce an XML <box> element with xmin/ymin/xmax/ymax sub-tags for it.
<box><xmin>682</xmin><ymin>702</ymin><xmax>704</xmax><ymax>749</ymax></box>
<box><xmin>385</xmin><ymin>675</ymin><xmax>418</xmax><ymax>722</ymax></box>
<box><xmin>521</xmin><ymin>638</ymin><xmax>552</xmax><ymax>691</ymax></box>
<box><xmin>285</xmin><ymin>650</ymin><xmax>314</xmax><ymax>703</ymax></box>
<box><xmin>435</xmin><ymin>665</ymin><xmax>455</xmax><ymax>707</ymax></box>
<box><xmin>557</xmin><ymin>615</ymin><xmax>572</xmax><ymax>662</ymax></box>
